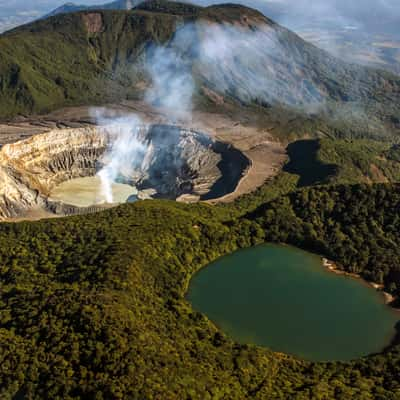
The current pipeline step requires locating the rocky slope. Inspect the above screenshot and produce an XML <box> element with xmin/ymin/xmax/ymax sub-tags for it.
<box><xmin>0</xmin><ymin>125</ymin><xmax>248</xmax><ymax>219</ymax></box>
<box><xmin>134</xmin><ymin>125</ymin><xmax>249</xmax><ymax>200</ymax></box>
<box><xmin>0</xmin><ymin>127</ymin><xmax>107</xmax><ymax>218</ymax></box>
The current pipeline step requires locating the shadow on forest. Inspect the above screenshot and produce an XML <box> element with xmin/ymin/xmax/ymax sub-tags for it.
<box><xmin>283</xmin><ymin>140</ymin><xmax>338</xmax><ymax>187</ymax></box>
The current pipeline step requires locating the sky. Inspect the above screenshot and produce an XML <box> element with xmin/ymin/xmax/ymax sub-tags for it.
<box><xmin>0</xmin><ymin>0</ymin><xmax>101</xmax><ymax>32</ymax></box>
<box><xmin>192</xmin><ymin>0</ymin><xmax>400</xmax><ymax>35</ymax></box>
<box><xmin>1</xmin><ymin>0</ymin><xmax>400</xmax><ymax>34</ymax></box>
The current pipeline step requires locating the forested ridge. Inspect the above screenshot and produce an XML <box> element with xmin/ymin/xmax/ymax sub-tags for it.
<box><xmin>284</xmin><ymin>139</ymin><xmax>400</xmax><ymax>186</ymax></box>
<box><xmin>1</xmin><ymin>183</ymin><xmax>400</xmax><ymax>399</ymax></box>
<box><xmin>253</xmin><ymin>183</ymin><xmax>400</xmax><ymax>296</ymax></box>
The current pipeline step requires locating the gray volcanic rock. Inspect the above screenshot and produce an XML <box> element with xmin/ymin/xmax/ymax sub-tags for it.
<box><xmin>135</xmin><ymin>125</ymin><xmax>221</xmax><ymax>197</ymax></box>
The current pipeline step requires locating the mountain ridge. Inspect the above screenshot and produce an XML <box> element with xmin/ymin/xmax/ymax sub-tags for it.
<box><xmin>0</xmin><ymin>1</ymin><xmax>399</xmax><ymax>139</ymax></box>
<box><xmin>43</xmin><ymin>0</ymin><xmax>138</xmax><ymax>18</ymax></box>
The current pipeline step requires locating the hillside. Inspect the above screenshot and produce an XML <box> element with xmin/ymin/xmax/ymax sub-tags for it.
<box><xmin>1</xmin><ymin>185</ymin><xmax>400</xmax><ymax>398</ymax></box>
<box><xmin>0</xmin><ymin>1</ymin><xmax>399</xmax><ymax>139</ymax></box>
<box><xmin>283</xmin><ymin>138</ymin><xmax>400</xmax><ymax>186</ymax></box>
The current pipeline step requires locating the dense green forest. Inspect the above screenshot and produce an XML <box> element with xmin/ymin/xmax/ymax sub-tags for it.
<box><xmin>1</xmin><ymin>2</ymin><xmax>400</xmax><ymax>398</ymax></box>
<box><xmin>1</xmin><ymin>183</ymin><xmax>400</xmax><ymax>399</ymax></box>
<box><xmin>252</xmin><ymin>184</ymin><xmax>400</xmax><ymax>295</ymax></box>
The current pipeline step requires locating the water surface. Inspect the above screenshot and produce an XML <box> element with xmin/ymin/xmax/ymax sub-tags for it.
<box><xmin>187</xmin><ymin>244</ymin><xmax>399</xmax><ymax>361</ymax></box>
<box><xmin>50</xmin><ymin>176</ymin><xmax>137</xmax><ymax>207</ymax></box>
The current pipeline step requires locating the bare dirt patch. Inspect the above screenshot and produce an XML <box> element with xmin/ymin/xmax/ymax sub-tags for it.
<box><xmin>82</xmin><ymin>13</ymin><xmax>103</xmax><ymax>34</ymax></box>
<box><xmin>370</xmin><ymin>163</ymin><xmax>389</xmax><ymax>183</ymax></box>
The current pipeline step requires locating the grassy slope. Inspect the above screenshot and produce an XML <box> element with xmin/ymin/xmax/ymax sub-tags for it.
<box><xmin>0</xmin><ymin>2</ymin><xmax>245</xmax><ymax>119</ymax></box>
<box><xmin>0</xmin><ymin>9</ymin><xmax>179</xmax><ymax>117</ymax></box>
<box><xmin>1</xmin><ymin>186</ymin><xmax>400</xmax><ymax>399</ymax></box>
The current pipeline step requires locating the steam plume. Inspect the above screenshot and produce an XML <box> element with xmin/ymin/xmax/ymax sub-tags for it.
<box><xmin>145</xmin><ymin>44</ymin><xmax>195</xmax><ymax>120</ymax></box>
<box><xmin>92</xmin><ymin>110</ymin><xmax>146</xmax><ymax>203</ymax></box>
<box><xmin>142</xmin><ymin>21</ymin><xmax>327</xmax><ymax>115</ymax></box>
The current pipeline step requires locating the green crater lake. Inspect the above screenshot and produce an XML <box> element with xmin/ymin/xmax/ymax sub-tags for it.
<box><xmin>187</xmin><ymin>244</ymin><xmax>399</xmax><ymax>361</ymax></box>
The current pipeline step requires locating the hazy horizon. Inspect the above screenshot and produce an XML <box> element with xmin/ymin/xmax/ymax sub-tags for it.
<box><xmin>1</xmin><ymin>0</ymin><xmax>399</xmax><ymax>34</ymax></box>
<box><xmin>0</xmin><ymin>0</ymin><xmax>101</xmax><ymax>32</ymax></box>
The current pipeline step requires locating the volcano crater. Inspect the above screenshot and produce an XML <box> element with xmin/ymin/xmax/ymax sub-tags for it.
<box><xmin>0</xmin><ymin>124</ymin><xmax>249</xmax><ymax>219</ymax></box>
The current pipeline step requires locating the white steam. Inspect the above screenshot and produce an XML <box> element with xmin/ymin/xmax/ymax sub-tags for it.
<box><xmin>198</xmin><ymin>23</ymin><xmax>325</xmax><ymax>108</ymax></box>
<box><xmin>143</xmin><ymin>21</ymin><xmax>327</xmax><ymax>115</ymax></box>
<box><xmin>92</xmin><ymin>110</ymin><xmax>146</xmax><ymax>203</ymax></box>
<box><xmin>145</xmin><ymin>44</ymin><xmax>195</xmax><ymax>120</ymax></box>
<box><xmin>189</xmin><ymin>0</ymin><xmax>400</xmax><ymax>72</ymax></box>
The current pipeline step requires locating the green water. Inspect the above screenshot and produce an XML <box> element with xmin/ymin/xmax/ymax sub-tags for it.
<box><xmin>187</xmin><ymin>244</ymin><xmax>399</xmax><ymax>361</ymax></box>
<box><xmin>49</xmin><ymin>176</ymin><xmax>137</xmax><ymax>207</ymax></box>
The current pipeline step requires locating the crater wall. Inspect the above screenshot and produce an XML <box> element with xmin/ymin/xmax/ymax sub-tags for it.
<box><xmin>0</xmin><ymin>125</ymin><xmax>249</xmax><ymax>219</ymax></box>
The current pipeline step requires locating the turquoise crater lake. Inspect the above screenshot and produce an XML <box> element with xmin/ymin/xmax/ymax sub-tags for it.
<box><xmin>187</xmin><ymin>244</ymin><xmax>399</xmax><ymax>361</ymax></box>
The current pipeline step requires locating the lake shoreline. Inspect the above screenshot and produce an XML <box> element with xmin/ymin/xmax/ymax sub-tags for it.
<box><xmin>188</xmin><ymin>243</ymin><xmax>400</xmax><ymax>361</ymax></box>
<box><xmin>322</xmin><ymin>258</ymin><xmax>398</xmax><ymax>308</ymax></box>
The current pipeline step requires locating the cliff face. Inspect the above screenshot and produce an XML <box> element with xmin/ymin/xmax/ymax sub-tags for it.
<box><xmin>0</xmin><ymin>125</ymin><xmax>249</xmax><ymax>219</ymax></box>
<box><xmin>0</xmin><ymin>127</ymin><xmax>108</xmax><ymax>218</ymax></box>
<box><xmin>136</xmin><ymin>125</ymin><xmax>250</xmax><ymax>201</ymax></box>
<box><xmin>135</xmin><ymin>125</ymin><xmax>222</xmax><ymax>197</ymax></box>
